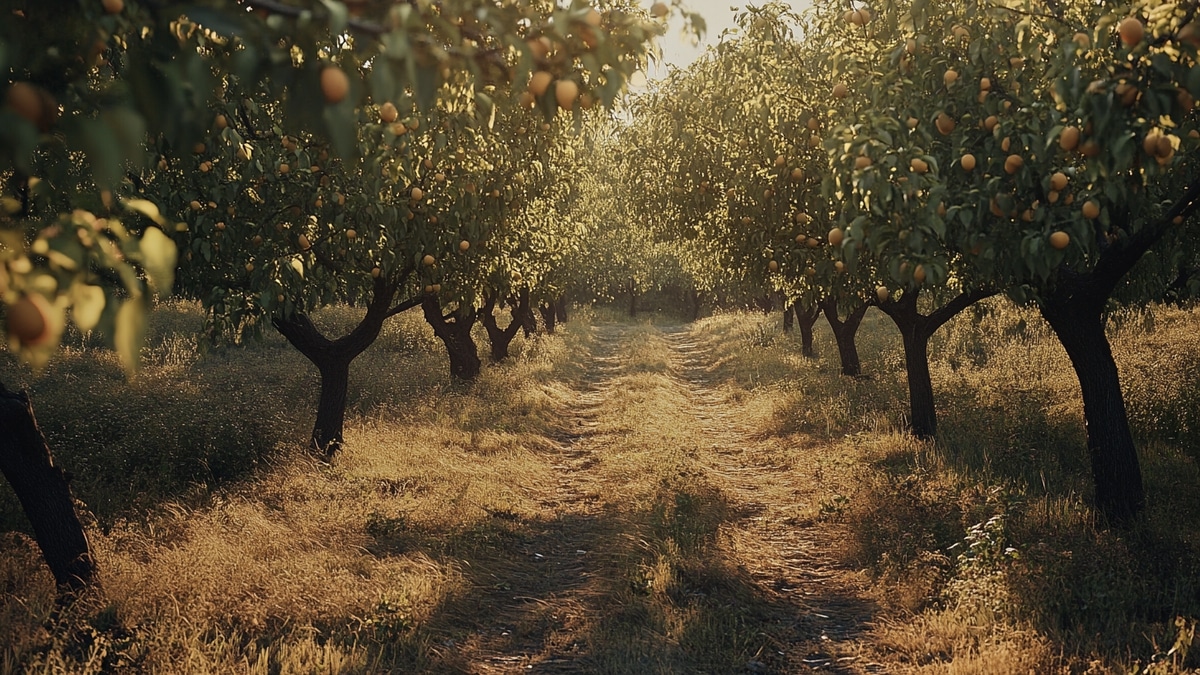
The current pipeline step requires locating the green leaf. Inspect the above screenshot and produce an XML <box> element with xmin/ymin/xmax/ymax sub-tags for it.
<box><xmin>319</xmin><ymin>0</ymin><xmax>349</xmax><ymax>35</ymax></box>
<box><xmin>139</xmin><ymin>227</ymin><xmax>178</xmax><ymax>296</ymax></box>
<box><xmin>126</xmin><ymin>199</ymin><xmax>167</xmax><ymax>225</ymax></box>
<box><xmin>71</xmin><ymin>284</ymin><xmax>106</xmax><ymax>331</ymax></box>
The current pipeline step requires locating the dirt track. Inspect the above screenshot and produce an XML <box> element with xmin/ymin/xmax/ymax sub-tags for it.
<box><xmin>444</xmin><ymin>323</ymin><xmax>879</xmax><ymax>674</ymax></box>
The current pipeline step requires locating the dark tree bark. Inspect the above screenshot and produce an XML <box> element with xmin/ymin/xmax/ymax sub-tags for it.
<box><xmin>481</xmin><ymin>288</ymin><xmax>528</xmax><ymax>361</ymax></box>
<box><xmin>782</xmin><ymin>301</ymin><xmax>795</xmax><ymax>333</ymax></box>
<box><xmin>519</xmin><ymin>293</ymin><xmax>538</xmax><ymax>338</ymax></box>
<box><xmin>688</xmin><ymin>288</ymin><xmax>703</xmax><ymax>321</ymax></box>
<box><xmin>877</xmin><ymin>287</ymin><xmax>997</xmax><ymax>439</ymax></box>
<box><xmin>423</xmin><ymin>295</ymin><xmax>482</xmax><ymax>380</ymax></box>
<box><xmin>1040</xmin><ymin>293</ymin><xmax>1144</xmax><ymax>522</ymax></box>
<box><xmin>273</xmin><ymin>276</ymin><xmax>414</xmax><ymax>457</ymax></box>
<box><xmin>538</xmin><ymin>301</ymin><xmax>557</xmax><ymax>334</ymax></box>
<box><xmin>554</xmin><ymin>295</ymin><xmax>568</xmax><ymax>323</ymax></box>
<box><xmin>627</xmin><ymin>278</ymin><xmax>637</xmax><ymax>317</ymax></box>
<box><xmin>0</xmin><ymin>383</ymin><xmax>95</xmax><ymax>592</ymax></box>
<box><xmin>754</xmin><ymin>294</ymin><xmax>774</xmax><ymax>315</ymax></box>
<box><xmin>820</xmin><ymin>297</ymin><xmax>869</xmax><ymax>376</ymax></box>
<box><xmin>1025</xmin><ymin>181</ymin><xmax>1200</xmax><ymax>521</ymax></box>
<box><xmin>795</xmin><ymin>303</ymin><xmax>820</xmax><ymax>358</ymax></box>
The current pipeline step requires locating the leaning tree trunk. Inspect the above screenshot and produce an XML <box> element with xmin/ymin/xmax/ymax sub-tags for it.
<box><xmin>538</xmin><ymin>301</ymin><xmax>557</xmax><ymax>334</ymax></box>
<box><xmin>481</xmin><ymin>289</ymin><xmax>527</xmax><ymax>361</ymax></box>
<box><xmin>783</xmin><ymin>301</ymin><xmax>795</xmax><ymax>333</ymax></box>
<box><xmin>0</xmin><ymin>383</ymin><xmax>95</xmax><ymax>592</ymax></box>
<box><xmin>820</xmin><ymin>297</ymin><xmax>868</xmax><ymax>376</ymax></box>
<box><xmin>423</xmin><ymin>295</ymin><xmax>482</xmax><ymax>380</ymax></box>
<box><xmin>878</xmin><ymin>287</ymin><xmax>996</xmax><ymax>439</ymax></box>
<box><xmin>1041</xmin><ymin>292</ymin><xmax>1145</xmax><ymax>522</ymax></box>
<box><xmin>274</xmin><ymin>276</ymin><xmax>408</xmax><ymax>457</ymax></box>
<box><xmin>796</xmin><ymin>303</ymin><xmax>820</xmax><ymax>358</ymax></box>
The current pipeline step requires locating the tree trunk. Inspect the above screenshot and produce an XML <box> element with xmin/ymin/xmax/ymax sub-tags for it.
<box><xmin>1041</xmin><ymin>294</ymin><xmax>1145</xmax><ymax>522</ymax></box>
<box><xmin>273</xmin><ymin>276</ymin><xmax>405</xmax><ymax>457</ymax></box>
<box><xmin>538</xmin><ymin>301</ymin><xmax>557</xmax><ymax>334</ymax></box>
<box><xmin>481</xmin><ymin>290</ymin><xmax>526</xmax><ymax>361</ymax></box>
<box><xmin>0</xmin><ymin>383</ymin><xmax>95</xmax><ymax>592</ymax></box>
<box><xmin>627</xmin><ymin>278</ymin><xmax>637</xmax><ymax>317</ymax></box>
<box><xmin>554</xmin><ymin>295</ymin><xmax>568</xmax><ymax>323</ymax></box>
<box><xmin>423</xmin><ymin>295</ymin><xmax>482</xmax><ymax>380</ymax></box>
<box><xmin>689</xmin><ymin>288</ymin><xmax>702</xmax><ymax>321</ymax></box>
<box><xmin>755</xmin><ymin>294</ymin><xmax>774</xmax><ymax>315</ymax></box>
<box><xmin>878</xmin><ymin>288</ymin><xmax>996</xmax><ymax>439</ymax></box>
<box><xmin>796</xmin><ymin>303</ymin><xmax>820</xmax><ymax>358</ymax></box>
<box><xmin>518</xmin><ymin>288</ymin><xmax>537</xmax><ymax>338</ymax></box>
<box><xmin>820</xmin><ymin>297</ymin><xmax>868</xmax><ymax>376</ymax></box>
<box><xmin>783</xmin><ymin>302</ymin><xmax>795</xmax><ymax>333</ymax></box>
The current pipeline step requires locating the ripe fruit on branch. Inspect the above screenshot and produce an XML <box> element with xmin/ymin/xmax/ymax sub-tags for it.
<box><xmin>854</xmin><ymin>155</ymin><xmax>873</xmax><ymax>169</ymax></box>
<box><xmin>833</xmin><ymin>83</ymin><xmax>849</xmax><ymax>99</ymax></box>
<box><xmin>422</xmin><ymin>254</ymin><xmax>435</xmax><ymax>266</ymax></box>
<box><xmin>1049</xmin><ymin>231</ymin><xmax>1070</xmax><ymax>249</ymax></box>
<box><xmin>828</xmin><ymin>227</ymin><xmax>844</xmax><ymax>246</ymax></box>
<box><xmin>6</xmin><ymin>294</ymin><xmax>51</xmax><ymax>346</ymax></box>
<box><xmin>1118</xmin><ymin>17</ymin><xmax>1144</xmax><ymax>47</ymax></box>
<box><xmin>1082</xmin><ymin>200</ymin><xmax>1100</xmax><ymax>219</ymax></box>
<box><xmin>459</xmin><ymin>240</ymin><xmax>470</xmax><ymax>251</ymax></box>
<box><xmin>529</xmin><ymin>71</ymin><xmax>554</xmax><ymax>97</ymax></box>
<box><xmin>876</xmin><ymin>286</ymin><xmax>889</xmax><ymax>303</ymax></box>
<box><xmin>910</xmin><ymin>157</ymin><xmax>929</xmax><ymax>174</ymax></box>
<box><xmin>298</xmin><ymin>234</ymin><xmax>312</xmax><ymax>250</ymax></box>
<box><xmin>320</xmin><ymin>66</ymin><xmax>350</xmax><ymax>104</ymax></box>
<box><xmin>102</xmin><ymin>0</ymin><xmax>123</xmax><ymax>13</ymax></box>
<box><xmin>410</xmin><ymin>187</ymin><xmax>424</xmax><ymax>201</ymax></box>
<box><xmin>935</xmin><ymin>112</ymin><xmax>955</xmax><ymax>135</ymax></box>
<box><xmin>960</xmin><ymin>154</ymin><xmax>976</xmax><ymax>171</ymax></box>
<box><xmin>1004</xmin><ymin>154</ymin><xmax>1024</xmax><ymax>174</ymax></box>
<box><xmin>650</xmin><ymin>2</ymin><xmax>669</xmax><ymax>18</ymax></box>
<box><xmin>555</xmin><ymin>80</ymin><xmax>579</xmax><ymax>110</ymax></box>
<box><xmin>943</xmin><ymin>69</ymin><xmax>959</xmax><ymax>86</ymax></box>
<box><xmin>1059</xmin><ymin>126</ymin><xmax>1080</xmax><ymax>151</ymax></box>
<box><xmin>913</xmin><ymin>264</ymin><xmax>927</xmax><ymax>284</ymax></box>
<box><xmin>380</xmin><ymin>102</ymin><xmax>399</xmax><ymax>124</ymax></box>
<box><xmin>768</xmin><ymin>260</ymin><xmax>779</xmax><ymax>272</ymax></box>
<box><xmin>1050</xmin><ymin>172</ymin><xmax>1068</xmax><ymax>191</ymax></box>
<box><xmin>846</xmin><ymin>8</ymin><xmax>872</xmax><ymax>25</ymax></box>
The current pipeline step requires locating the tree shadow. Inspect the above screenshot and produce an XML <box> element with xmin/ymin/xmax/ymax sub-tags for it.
<box><xmin>353</xmin><ymin>478</ymin><xmax>877</xmax><ymax>673</ymax></box>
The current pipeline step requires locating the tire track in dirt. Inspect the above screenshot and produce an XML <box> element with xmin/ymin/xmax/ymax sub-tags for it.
<box><xmin>659</xmin><ymin>325</ymin><xmax>879</xmax><ymax>673</ymax></box>
<box><xmin>455</xmin><ymin>323</ymin><xmax>879</xmax><ymax>673</ymax></box>
<box><xmin>456</xmin><ymin>324</ymin><xmax>637</xmax><ymax>673</ymax></box>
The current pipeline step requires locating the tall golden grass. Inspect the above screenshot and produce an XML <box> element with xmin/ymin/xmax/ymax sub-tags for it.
<box><xmin>0</xmin><ymin>299</ymin><xmax>1196</xmax><ymax>673</ymax></box>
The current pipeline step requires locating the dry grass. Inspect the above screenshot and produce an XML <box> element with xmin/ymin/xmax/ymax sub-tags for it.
<box><xmin>1</xmin><ymin>300</ymin><xmax>1198</xmax><ymax>673</ymax></box>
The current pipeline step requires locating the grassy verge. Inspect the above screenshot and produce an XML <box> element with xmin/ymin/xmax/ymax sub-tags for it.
<box><xmin>692</xmin><ymin>301</ymin><xmax>1200</xmax><ymax>673</ymax></box>
<box><xmin>2</xmin><ymin>300</ymin><xmax>1197</xmax><ymax>673</ymax></box>
<box><xmin>0</xmin><ymin>302</ymin><xmax>586</xmax><ymax>672</ymax></box>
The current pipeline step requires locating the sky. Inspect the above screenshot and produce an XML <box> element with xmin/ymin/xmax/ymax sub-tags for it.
<box><xmin>642</xmin><ymin>0</ymin><xmax>810</xmax><ymax>79</ymax></box>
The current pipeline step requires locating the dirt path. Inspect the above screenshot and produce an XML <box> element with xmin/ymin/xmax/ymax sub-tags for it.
<box><xmin>444</xmin><ymin>323</ymin><xmax>876</xmax><ymax>673</ymax></box>
<box><xmin>660</xmin><ymin>325</ymin><xmax>879</xmax><ymax>672</ymax></box>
